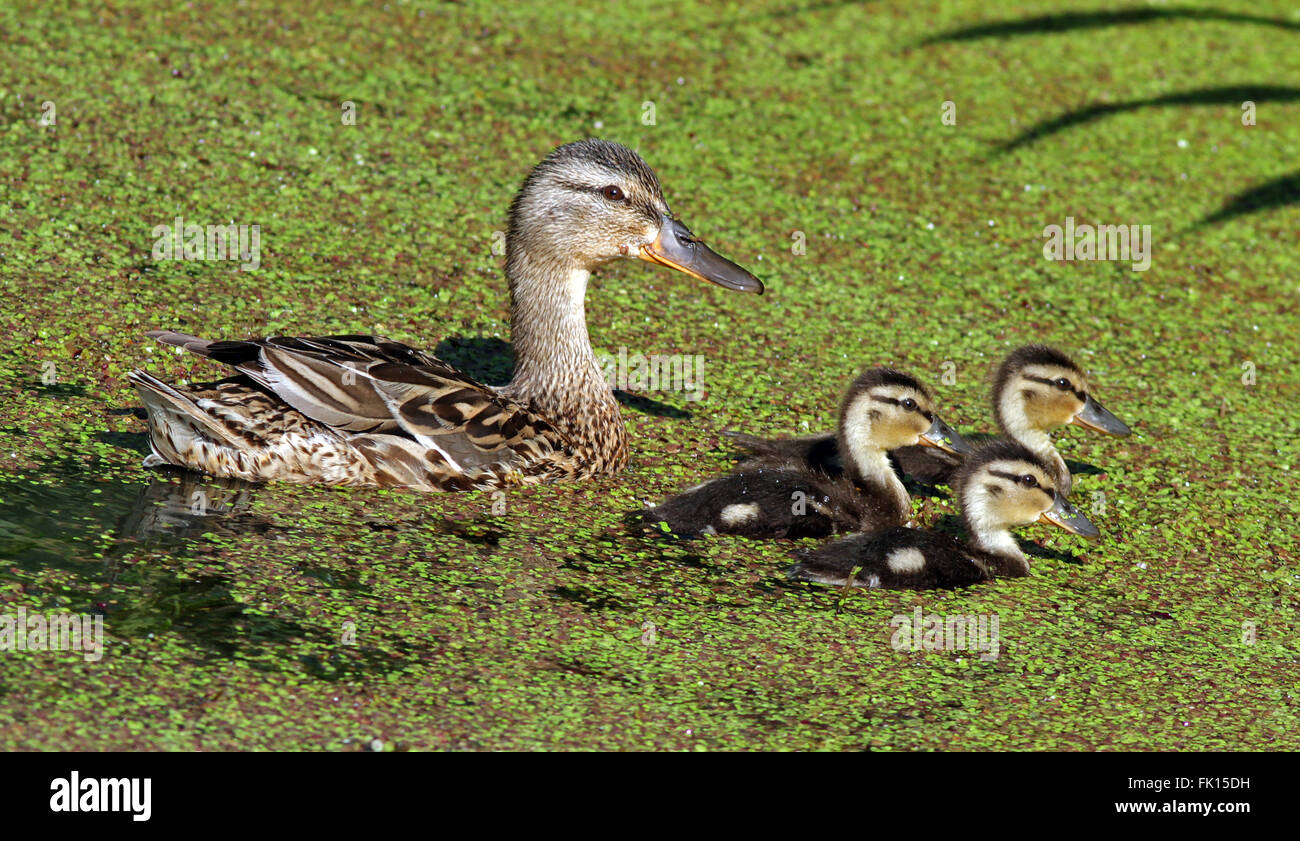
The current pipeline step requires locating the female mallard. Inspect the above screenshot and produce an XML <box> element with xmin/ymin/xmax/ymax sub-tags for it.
<box><xmin>789</xmin><ymin>439</ymin><xmax>1099</xmax><ymax>590</ymax></box>
<box><xmin>643</xmin><ymin>368</ymin><xmax>968</xmax><ymax>538</ymax></box>
<box><xmin>732</xmin><ymin>344</ymin><xmax>1130</xmax><ymax>496</ymax></box>
<box><xmin>130</xmin><ymin>140</ymin><xmax>763</xmax><ymax>491</ymax></box>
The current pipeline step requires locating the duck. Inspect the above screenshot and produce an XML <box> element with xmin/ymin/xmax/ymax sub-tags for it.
<box><xmin>129</xmin><ymin>139</ymin><xmax>763</xmax><ymax>491</ymax></box>
<box><xmin>731</xmin><ymin>344</ymin><xmax>1130</xmax><ymax>496</ymax></box>
<box><xmin>892</xmin><ymin>344</ymin><xmax>1131</xmax><ymax>495</ymax></box>
<box><xmin>643</xmin><ymin>368</ymin><xmax>969</xmax><ymax>538</ymax></box>
<box><xmin>788</xmin><ymin>439</ymin><xmax>1099</xmax><ymax>590</ymax></box>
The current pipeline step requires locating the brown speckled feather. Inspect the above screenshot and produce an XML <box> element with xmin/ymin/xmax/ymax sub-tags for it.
<box><xmin>130</xmin><ymin>333</ymin><xmax>590</xmax><ymax>491</ymax></box>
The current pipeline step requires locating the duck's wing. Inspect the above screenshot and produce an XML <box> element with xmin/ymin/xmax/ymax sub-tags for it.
<box><xmin>644</xmin><ymin>467</ymin><xmax>858</xmax><ymax>539</ymax></box>
<box><xmin>723</xmin><ymin>429</ymin><xmax>843</xmax><ymax>475</ymax></box>
<box><xmin>145</xmin><ymin>331</ymin><xmax>572</xmax><ymax>475</ymax></box>
<box><xmin>890</xmin><ymin>430</ymin><xmax>998</xmax><ymax>486</ymax></box>
<box><xmin>888</xmin><ymin>444</ymin><xmax>964</xmax><ymax>486</ymax></box>
<box><xmin>789</xmin><ymin>528</ymin><xmax>989</xmax><ymax>590</ymax></box>
<box><xmin>149</xmin><ymin>332</ymin><xmax>441</xmax><ymax>434</ymax></box>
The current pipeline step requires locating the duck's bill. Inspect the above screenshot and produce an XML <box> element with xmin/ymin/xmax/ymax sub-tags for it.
<box><xmin>1072</xmin><ymin>395</ymin><xmax>1132</xmax><ymax>436</ymax></box>
<box><xmin>640</xmin><ymin>216</ymin><xmax>764</xmax><ymax>294</ymax></box>
<box><xmin>1038</xmin><ymin>494</ymin><xmax>1101</xmax><ymax>539</ymax></box>
<box><xmin>919</xmin><ymin>416</ymin><xmax>973</xmax><ymax>456</ymax></box>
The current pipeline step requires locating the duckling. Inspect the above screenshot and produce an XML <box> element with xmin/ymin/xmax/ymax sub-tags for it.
<box><xmin>644</xmin><ymin>368</ymin><xmax>969</xmax><ymax>538</ymax></box>
<box><xmin>789</xmin><ymin>439</ymin><xmax>1099</xmax><ymax>590</ymax></box>
<box><xmin>892</xmin><ymin>344</ymin><xmax>1131</xmax><ymax>495</ymax></box>
<box><xmin>130</xmin><ymin>139</ymin><xmax>763</xmax><ymax>491</ymax></box>
<box><xmin>733</xmin><ymin>344</ymin><xmax>1130</xmax><ymax>496</ymax></box>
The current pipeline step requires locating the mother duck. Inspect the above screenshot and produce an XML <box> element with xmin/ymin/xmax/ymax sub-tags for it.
<box><xmin>130</xmin><ymin>140</ymin><xmax>763</xmax><ymax>490</ymax></box>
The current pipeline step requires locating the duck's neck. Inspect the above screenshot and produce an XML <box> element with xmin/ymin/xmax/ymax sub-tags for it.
<box><xmin>996</xmin><ymin>394</ymin><xmax>1071</xmax><ymax>494</ymax></box>
<box><xmin>838</xmin><ymin>410</ymin><xmax>909</xmax><ymax>520</ymax></box>
<box><xmin>500</xmin><ymin>250</ymin><xmax>627</xmax><ymax>471</ymax></box>
<box><xmin>961</xmin><ymin>493</ymin><xmax>1030</xmax><ymax>577</ymax></box>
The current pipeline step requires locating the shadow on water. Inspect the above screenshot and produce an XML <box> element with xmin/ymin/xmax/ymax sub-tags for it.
<box><xmin>1064</xmin><ymin>458</ymin><xmax>1106</xmax><ymax>479</ymax></box>
<box><xmin>0</xmin><ymin>461</ymin><xmax>421</xmax><ymax>678</ymax></box>
<box><xmin>1197</xmin><ymin>171</ymin><xmax>1300</xmax><ymax>226</ymax></box>
<box><xmin>432</xmin><ymin>334</ymin><xmax>694</xmax><ymax>418</ymax></box>
<box><xmin>550</xmin><ymin>549</ymin><xmax>638</xmax><ymax>611</ymax></box>
<box><xmin>96</xmin><ymin>430</ymin><xmax>151</xmax><ymax>456</ymax></box>
<box><xmin>0</xmin><ymin>463</ymin><xmax>302</xmax><ymax>659</ymax></box>
<box><xmin>432</xmin><ymin>335</ymin><xmax>514</xmax><ymax>387</ymax></box>
<box><xmin>997</xmin><ymin>85</ymin><xmax>1300</xmax><ymax>152</ymax></box>
<box><xmin>0</xmin><ymin>463</ymin><xmax>243</xmax><ymax>573</ymax></box>
<box><xmin>549</xmin><ymin>584</ymin><xmax>630</xmax><ymax>612</ymax></box>
<box><xmin>1024</xmin><ymin>540</ymin><xmax>1086</xmax><ymax>566</ymax></box>
<box><xmin>28</xmin><ymin>380</ymin><xmax>88</xmax><ymax>399</ymax></box>
<box><xmin>430</xmin><ymin>516</ymin><xmax>509</xmax><ymax>548</ymax></box>
<box><xmin>615</xmin><ymin>390</ymin><xmax>692</xmax><ymax>419</ymax></box>
<box><xmin>921</xmin><ymin>6</ymin><xmax>1300</xmax><ymax>44</ymax></box>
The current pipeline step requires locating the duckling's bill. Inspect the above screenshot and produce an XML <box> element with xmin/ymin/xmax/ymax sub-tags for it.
<box><xmin>1038</xmin><ymin>494</ymin><xmax>1101</xmax><ymax>538</ymax></box>
<box><xmin>919</xmin><ymin>416</ymin><xmax>972</xmax><ymax>455</ymax></box>
<box><xmin>1072</xmin><ymin>395</ymin><xmax>1131</xmax><ymax>436</ymax></box>
<box><xmin>639</xmin><ymin>215</ymin><xmax>764</xmax><ymax>294</ymax></box>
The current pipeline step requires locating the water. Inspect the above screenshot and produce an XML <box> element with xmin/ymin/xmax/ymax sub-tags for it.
<box><xmin>0</xmin><ymin>467</ymin><xmax>304</xmax><ymax>657</ymax></box>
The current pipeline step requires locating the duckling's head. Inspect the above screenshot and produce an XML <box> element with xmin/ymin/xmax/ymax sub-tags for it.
<box><xmin>506</xmin><ymin>139</ymin><xmax>762</xmax><ymax>294</ymax></box>
<box><xmin>993</xmin><ymin>344</ymin><xmax>1131</xmax><ymax>438</ymax></box>
<box><xmin>956</xmin><ymin>439</ymin><xmax>1099</xmax><ymax>540</ymax></box>
<box><xmin>838</xmin><ymin>368</ymin><xmax>969</xmax><ymax>474</ymax></box>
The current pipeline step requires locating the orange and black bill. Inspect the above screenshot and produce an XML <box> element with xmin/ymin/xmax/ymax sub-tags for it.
<box><xmin>1039</xmin><ymin>494</ymin><xmax>1101</xmax><ymax>539</ymax></box>
<box><xmin>1073</xmin><ymin>395</ymin><xmax>1131</xmax><ymax>436</ymax></box>
<box><xmin>919</xmin><ymin>416</ymin><xmax>974</xmax><ymax>456</ymax></box>
<box><xmin>640</xmin><ymin>215</ymin><xmax>764</xmax><ymax>294</ymax></box>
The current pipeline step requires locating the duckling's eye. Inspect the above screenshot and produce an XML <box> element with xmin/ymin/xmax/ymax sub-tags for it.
<box><xmin>901</xmin><ymin>398</ymin><xmax>917</xmax><ymax>412</ymax></box>
<box><xmin>1054</xmin><ymin>377</ymin><xmax>1071</xmax><ymax>391</ymax></box>
<box><xmin>601</xmin><ymin>185</ymin><xmax>625</xmax><ymax>202</ymax></box>
<box><xmin>1019</xmin><ymin>474</ymin><xmax>1037</xmax><ymax>488</ymax></box>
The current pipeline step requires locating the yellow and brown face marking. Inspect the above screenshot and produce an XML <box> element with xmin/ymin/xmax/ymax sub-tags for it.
<box><xmin>988</xmin><ymin>465</ymin><xmax>1055</xmax><ymax>502</ymax></box>
<box><xmin>865</xmin><ymin>386</ymin><xmax>936</xmax><ymax>450</ymax></box>
<box><xmin>981</xmin><ymin>459</ymin><xmax>1059</xmax><ymax>523</ymax></box>
<box><xmin>1018</xmin><ymin>364</ymin><xmax>1088</xmax><ymax>430</ymax></box>
<box><xmin>979</xmin><ymin>458</ymin><xmax>1099</xmax><ymax>536</ymax></box>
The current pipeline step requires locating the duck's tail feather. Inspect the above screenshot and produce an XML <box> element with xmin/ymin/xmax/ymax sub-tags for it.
<box><xmin>144</xmin><ymin>329</ymin><xmax>216</xmax><ymax>357</ymax></box>
<box><xmin>128</xmin><ymin>369</ymin><xmax>243</xmax><ymax>468</ymax></box>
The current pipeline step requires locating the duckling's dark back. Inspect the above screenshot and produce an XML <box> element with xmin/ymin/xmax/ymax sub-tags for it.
<box><xmin>726</xmin><ymin>430</ymin><xmax>843</xmax><ymax>475</ymax></box>
<box><xmin>889</xmin><ymin>445</ymin><xmax>966</xmax><ymax>486</ymax></box>
<box><xmin>790</xmin><ymin>527</ymin><xmax>990</xmax><ymax>590</ymax></box>
<box><xmin>644</xmin><ymin>466</ymin><xmax>895</xmax><ymax>539</ymax></box>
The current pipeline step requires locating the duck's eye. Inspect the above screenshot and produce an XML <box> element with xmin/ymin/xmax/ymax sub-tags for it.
<box><xmin>901</xmin><ymin>398</ymin><xmax>917</xmax><ymax>411</ymax></box>
<box><xmin>1019</xmin><ymin>474</ymin><xmax>1037</xmax><ymax>488</ymax></box>
<box><xmin>1054</xmin><ymin>377</ymin><xmax>1071</xmax><ymax>391</ymax></box>
<box><xmin>601</xmin><ymin>185</ymin><xmax>625</xmax><ymax>202</ymax></box>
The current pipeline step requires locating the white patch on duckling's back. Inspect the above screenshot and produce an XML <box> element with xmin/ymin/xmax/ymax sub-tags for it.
<box><xmin>720</xmin><ymin>502</ymin><xmax>760</xmax><ymax>526</ymax></box>
<box><xmin>886</xmin><ymin>547</ymin><xmax>927</xmax><ymax>574</ymax></box>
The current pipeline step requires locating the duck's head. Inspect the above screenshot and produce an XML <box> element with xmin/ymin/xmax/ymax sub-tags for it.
<box><xmin>838</xmin><ymin>368</ymin><xmax>971</xmax><ymax>469</ymax></box>
<box><xmin>993</xmin><ymin>344</ymin><xmax>1131</xmax><ymax>438</ymax></box>
<box><xmin>956</xmin><ymin>439</ymin><xmax>1099</xmax><ymax>539</ymax></box>
<box><xmin>506</xmin><ymin>139</ymin><xmax>763</xmax><ymax>294</ymax></box>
